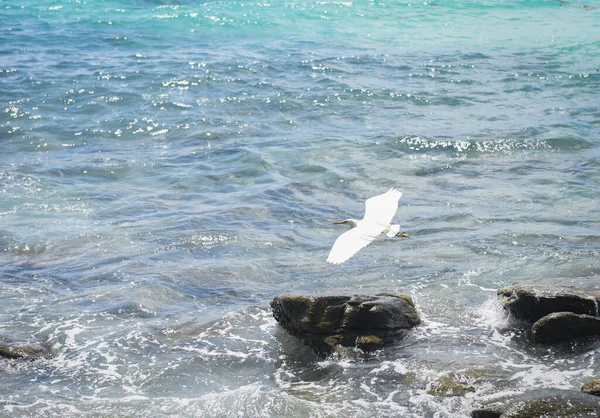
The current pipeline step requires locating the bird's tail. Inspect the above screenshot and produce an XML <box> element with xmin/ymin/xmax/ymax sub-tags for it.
<box><xmin>386</xmin><ymin>225</ymin><xmax>401</xmax><ymax>238</ymax></box>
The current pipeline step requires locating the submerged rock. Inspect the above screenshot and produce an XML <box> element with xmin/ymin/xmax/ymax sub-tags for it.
<box><xmin>531</xmin><ymin>312</ymin><xmax>600</xmax><ymax>344</ymax></box>
<box><xmin>581</xmin><ymin>379</ymin><xmax>600</xmax><ymax>397</ymax></box>
<box><xmin>427</xmin><ymin>370</ymin><xmax>483</xmax><ymax>397</ymax></box>
<box><xmin>0</xmin><ymin>343</ymin><xmax>48</xmax><ymax>360</ymax></box>
<box><xmin>271</xmin><ymin>291</ymin><xmax>421</xmax><ymax>355</ymax></box>
<box><xmin>500</xmin><ymin>393</ymin><xmax>600</xmax><ymax>417</ymax></box>
<box><xmin>471</xmin><ymin>389</ymin><xmax>600</xmax><ymax>418</ymax></box>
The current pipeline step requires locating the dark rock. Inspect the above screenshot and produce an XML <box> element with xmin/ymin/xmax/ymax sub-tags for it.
<box><xmin>0</xmin><ymin>343</ymin><xmax>48</xmax><ymax>360</ymax></box>
<box><xmin>500</xmin><ymin>393</ymin><xmax>600</xmax><ymax>417</ymax></box>
<box><xmin>532</xmin><ymin>312</ymin><xmax>600</xmax><ymax>343</ymax></box>
<box><xmin>471</xmin><ymin>408</ymin><xmax>502</xmax><ymax>418</ymax></box>
<box><xmin>581</xmin><ymin>379</ymin><xmax>600</xmax><ymax>397</ymax></box>
<box><xmin>472</xmin><ymin>389</ymin><xmax>600</xmax><ymax>418</ymax></box>
<box><xmin>271</xmin><ymin>292</ymin><xmax>421</xmax><ymax>355</ymax></box>
<box><xmin>497</xmin><ymin>279</ymin><xmax>600</xmax><ymax>323</ymax></box>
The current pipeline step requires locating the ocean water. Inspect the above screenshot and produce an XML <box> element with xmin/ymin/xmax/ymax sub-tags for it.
<box><xmin>1</xmin><ymin>0</ymin><xmax>600</xmax><ymax>416</ymax></box>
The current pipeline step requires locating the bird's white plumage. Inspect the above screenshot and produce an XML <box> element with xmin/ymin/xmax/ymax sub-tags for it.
<box><xmin>327</xmin><ymin>188</ymin><xmax>404</xmax><ymax>264</ymax></box>
<box><xmin>364</xmin><ymin>188</ymin><xmax>402</xmax><ymax>226</ymax></box>
<box><xmin>327</xmin><ymin>222</ymin><xmax>385</xmax><ymax>264</ymax></box>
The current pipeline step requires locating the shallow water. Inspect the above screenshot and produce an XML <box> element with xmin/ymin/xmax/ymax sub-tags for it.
<box><xmin>1</xmin><ymin>0</ymin><xmax>600</xmax><ymax>416</ymax></box>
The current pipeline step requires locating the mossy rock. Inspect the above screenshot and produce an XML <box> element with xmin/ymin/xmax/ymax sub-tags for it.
<box><xmin>428</xmin><ymin>370</ymin><xmax>487</xmax><ymax>397</ymax></box>
<box><xmin>402</xmin><ymin>372</ymin><xmax>417</xmax><ymax>384</ymax></box>
<box><xmin>323</xmin><ymin>334</ymin><xmax>342</xmax><ymax>348</ymax></box>
<box><xmin>271</xmin><ymin>291</ymin><xmax>421</xmax><ymax>356</ymax></box>
<box><xmin>0</xmin><ymin>343</ymin><xmax>49</xmax><ymax>360</ymax></box>
<box><xmin>355</xmin><ymin>335</ymin><xmax>383</xmax><ymax>351</ymax></box>
<box><xmin>532</xmin><ymin>312</ymin><xmax>600</xmax><ymax>344</ymax></box>
<box><xmin>581</xmin><ymin>379</ymin><xmax>600</xmax><ymax>397</ymax></box>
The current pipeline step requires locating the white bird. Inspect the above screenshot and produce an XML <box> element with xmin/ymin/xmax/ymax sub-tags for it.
<box><xmin>327</xmin><ymin>188</ymin><xmax>410</xmax><ymax>264</ymax></box>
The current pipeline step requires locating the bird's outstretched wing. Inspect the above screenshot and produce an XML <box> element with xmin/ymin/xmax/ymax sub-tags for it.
<box><xmin>327</xmin><ymin>222</ymin><xmax>386</xmax><ymax>264</ymax></box>
<box><xmin>363</xmin><ymin>188</ymin><xmax>403</xmax><ymax>226</ymax></box>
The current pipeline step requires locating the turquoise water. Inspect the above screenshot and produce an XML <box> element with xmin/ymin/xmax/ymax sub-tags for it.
<box><xmin>1</xmin><ymin>0</ymin><xmax>600</xmax><ymax>416</ymax></box>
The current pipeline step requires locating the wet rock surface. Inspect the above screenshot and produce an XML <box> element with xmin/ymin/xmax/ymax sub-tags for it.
<box><xmin>531</xmin><ymin>312</ymin><xmax>600</xmax><ymax>343</ymax></box>
<box><xmin>271</xmin><ymin>291</ymin><xmax>421</xmax><ymax>355</ymax></box>
<box><xmin>471</xmin><ymin>407</ymin><xmax>502</xmax><ymax>418</ymax></box>
<box><xmin>471</xmin><ymin>389</ymin><xmax>600</xmax><ymax>418</ymax></box>
<box><xmin>471</xmin><ymin>408</ymin><xmax>502</xmax><ymax>418</ymax></box>
<box><xmin>497</xmin><ymin>278</ymin><xmax>600</xmax><ymax>344</ymax></box>
<box><xmin>581</xmin><ymin>379</ymin><xmax>600</xmax><ymax>397</ymax></box>
<box><xmin>497</xmin><ymin>280</ymin><xmax>600</xmax><ymax>323</ymax></box>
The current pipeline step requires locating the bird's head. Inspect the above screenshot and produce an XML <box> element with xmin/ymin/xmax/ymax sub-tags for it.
<box><xmin>332</xmin><ymin>219</ymin><xmax>359</xmax><ymax>228</ymax></box>
<box><xmin>396</xmin><ymin>232</ymin><xmax>410</xmax><ymax>238</ymax></box>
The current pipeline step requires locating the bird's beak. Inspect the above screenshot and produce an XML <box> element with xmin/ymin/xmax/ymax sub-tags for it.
<box><xmin>396</xmin><ymin>232</ymin><xmax>410</xmax><ymax>238</ymax></box>
<box><xmin>332</xmin><ymin>221</ymin><xmax>347</xmax><ymax>225</ymax></box>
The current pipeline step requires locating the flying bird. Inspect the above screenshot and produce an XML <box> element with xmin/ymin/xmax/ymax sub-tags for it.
<box><xmin>327</xmin><ymin>188</ymin><xmax>410</xmax><ymax>264</ymax></box>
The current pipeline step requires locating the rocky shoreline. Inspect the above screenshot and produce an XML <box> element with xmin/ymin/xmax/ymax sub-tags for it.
<box><xmin>3</xmin><ymin>278</ymin><xmax>598</xmax><ymax>416</ymax></box>
<box><xmin>271</xmin><ymin>277</ymin><xmax>600</xmax><ymax>417</ymax></box>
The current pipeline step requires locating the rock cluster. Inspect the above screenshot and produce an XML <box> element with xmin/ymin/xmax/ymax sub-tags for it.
<box><xmin>497</xmin><ymin>279</ymin><xmax>600</xmax><ymax>344</ymax></box>
<box><xmin>270</xmin><ymin>291</ymin><xmax>421</xmax><ymax>355</ymax></box>
<box><xmin>467</xmin><ymin>278</ymin><xmax>600</xmax><ymax>417</ymax></box>
<box><xmin>270</xmin><ymin>279</ymin><xmax>600</xmax><ymax>417</ymax></box>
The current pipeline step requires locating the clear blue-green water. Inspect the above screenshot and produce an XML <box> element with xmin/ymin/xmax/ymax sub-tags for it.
<box><xmin>1</xmin><ymin>0</ymin><xmax>600</xmax><ymax>416</ymax></box>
